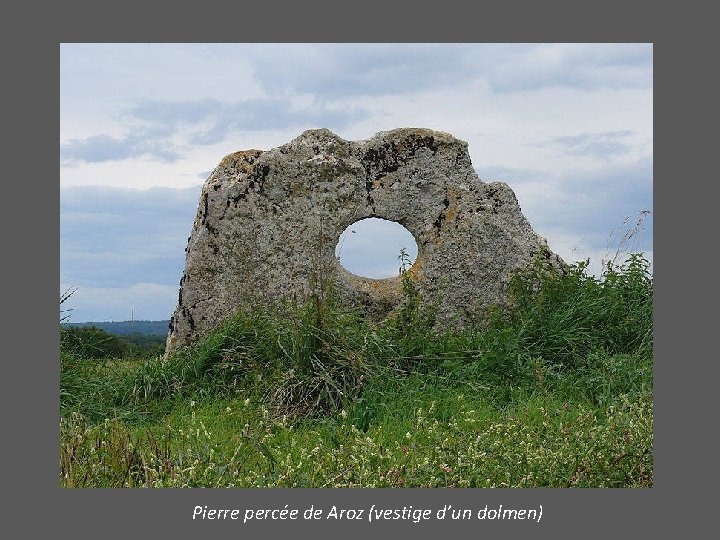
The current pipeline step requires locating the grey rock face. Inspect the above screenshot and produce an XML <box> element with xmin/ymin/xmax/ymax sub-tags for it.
<box><xmin>166</xmin><ymin>128</ymin><xmax>562</xmax><ymax>355</ymax></box>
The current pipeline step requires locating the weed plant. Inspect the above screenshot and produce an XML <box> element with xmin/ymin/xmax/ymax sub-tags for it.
<box><xmin>60</xmin><ymin>252</ymin><xmax>653</xmax><ymax>487</ymax></box>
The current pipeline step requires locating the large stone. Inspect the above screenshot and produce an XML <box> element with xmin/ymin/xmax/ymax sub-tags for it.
<box><xmin>165</xmin><ymin>128</ymin><xmax>562</xmax><ymax>355</ymax></box>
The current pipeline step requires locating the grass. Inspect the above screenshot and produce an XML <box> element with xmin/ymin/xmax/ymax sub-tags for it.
<box><xmin>60</xmin><ymin>252</ymin><xmax>653</xmax><ymax>488</ymax></box>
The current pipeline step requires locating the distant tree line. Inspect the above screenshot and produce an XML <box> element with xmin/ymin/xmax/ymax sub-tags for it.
<box><xmin>61</xmin><ymin>325</ymin><xmax>166</xmax><ymax>359</ymax></box>
<box><xmin>62</xmin><ymin>320</ymin><xmax>170</xmax><ymax>337</ymax></box>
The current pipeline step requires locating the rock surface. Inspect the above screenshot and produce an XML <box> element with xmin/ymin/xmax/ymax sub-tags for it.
<box><xmin>166</xmin><ymin>128</ymin><xmax>562</xmax><ymax>355</ymax></box>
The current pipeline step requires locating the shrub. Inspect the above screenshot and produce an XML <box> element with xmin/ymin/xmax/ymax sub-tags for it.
<box><xmin>59</xmin><ymin>252</ymin><xmax>653</xmax><ymax>487</ymax></box>
<box><xmin>501</xmin><ymin>253</ymin><xmax>653</xmax><ymax>369</ymax></box>
<box><xmin>60</xmin><ymin>325</ymin><xmax>127</xmax><ymax>359</ymax></box>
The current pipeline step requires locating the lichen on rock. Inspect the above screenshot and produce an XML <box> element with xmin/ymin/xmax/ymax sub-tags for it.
<box><xmin>165</xmin><ymin>128</ymin><xmax>562</xmax><ymax>355</ymax></box>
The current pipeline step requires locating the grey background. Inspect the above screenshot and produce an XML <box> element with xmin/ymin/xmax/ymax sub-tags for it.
<box><xmin>3</xmin><ymin>0</ymin><xmax>715</xmax><ymax>538</ymax></box>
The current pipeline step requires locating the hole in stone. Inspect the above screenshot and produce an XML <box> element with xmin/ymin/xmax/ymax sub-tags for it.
<box><xmin>335</xmin><ymin>217</ymin><xmax>418</xmax><ymax>279</ymax></box>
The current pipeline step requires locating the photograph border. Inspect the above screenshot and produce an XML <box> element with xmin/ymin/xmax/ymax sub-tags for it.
<box><xmin>5</xmin><ymin>0</ymin><xmax>713</xmax><ymax>537</ymax></box>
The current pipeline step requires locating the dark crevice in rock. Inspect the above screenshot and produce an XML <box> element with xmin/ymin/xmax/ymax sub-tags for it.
<box><xmin>231</xmin><ymin>191</ymin><xmax>249</xmax><ymax>206</ymax></box>
<box><xmin>364</xmin><ymin>178</ymin><xmax>377</xmax><ymax>214</ymax></box>
<box><xmin>220</xmin><ymin>185</ymin><xmax>254</xmax><ymax>220</ymax></box>
<box><xmin>432</xmin><ymin>193</ymin><xmax>451</xmax><ymax>231</ymax></box>
<box><xmin>181</xmin><ymin>306</ymin><xmax>196</xmax><ymax>332</ymax></box>
<box><xmin>200</xmin><ymin>193</ymin><xmax>209</xmax><ymax>225</ymax></box>
<box><xmin>250</xmin><ymin>164</ymin><xmax>271</xmax><ymax>193</ymax></box>
<box><xmin>362</xmin><ymin>135</ymin><xmax>442</xmax><ymax>182</ymax></box>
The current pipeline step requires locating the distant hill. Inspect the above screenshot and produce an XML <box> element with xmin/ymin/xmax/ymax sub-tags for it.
<box><xmin>62</xmin><ymin>320</ymin><xmax>169</xmax><ymax>337</ymax></box>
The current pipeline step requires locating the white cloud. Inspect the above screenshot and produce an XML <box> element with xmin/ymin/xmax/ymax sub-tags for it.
<box><xmin>60</xmin><ymin>43</ymin><xmax>653</xmax><ymax>319</ymax></box>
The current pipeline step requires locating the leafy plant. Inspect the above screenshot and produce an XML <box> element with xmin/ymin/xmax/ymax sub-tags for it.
<box><xmin>59</xmin><ymin>249</ymin><xmax>653</xmax><ymax>487</ymax></box>
<box><xmin>61</xmin><ymin>325</ymin><xmax>127</xmax><ymax>359</ymax></box>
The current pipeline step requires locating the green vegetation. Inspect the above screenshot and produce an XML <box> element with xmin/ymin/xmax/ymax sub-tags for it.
<box><xmin>60</xmin><ymin>325</ymin><xmax>166</xmax><ymax>359</ymax></box>
<box><xmin>61</xmin><ymin>325</ymin><xmax>128</xmax><ymax>359</ymax></box>
<box><xmin>62</xmin><ymin>320</ymin><xmax>170</xmax><ymax>337</ymax></box>
<box><xmin>60</xmin><ymin>253</ymin><xmax>653</xmax><ymax>488</ymax></box>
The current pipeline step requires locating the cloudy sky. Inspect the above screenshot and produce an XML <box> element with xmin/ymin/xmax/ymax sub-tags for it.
<box><xmin>60</xmin><ymin>43</ymin><xmax>653</xmax><ymax>322</ymax></box>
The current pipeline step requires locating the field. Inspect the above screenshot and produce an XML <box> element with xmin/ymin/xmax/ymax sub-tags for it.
<box><xmin>60</xmin><ymin>254</ymin><xmax>653</xmax><ymax>487</ymax></box>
